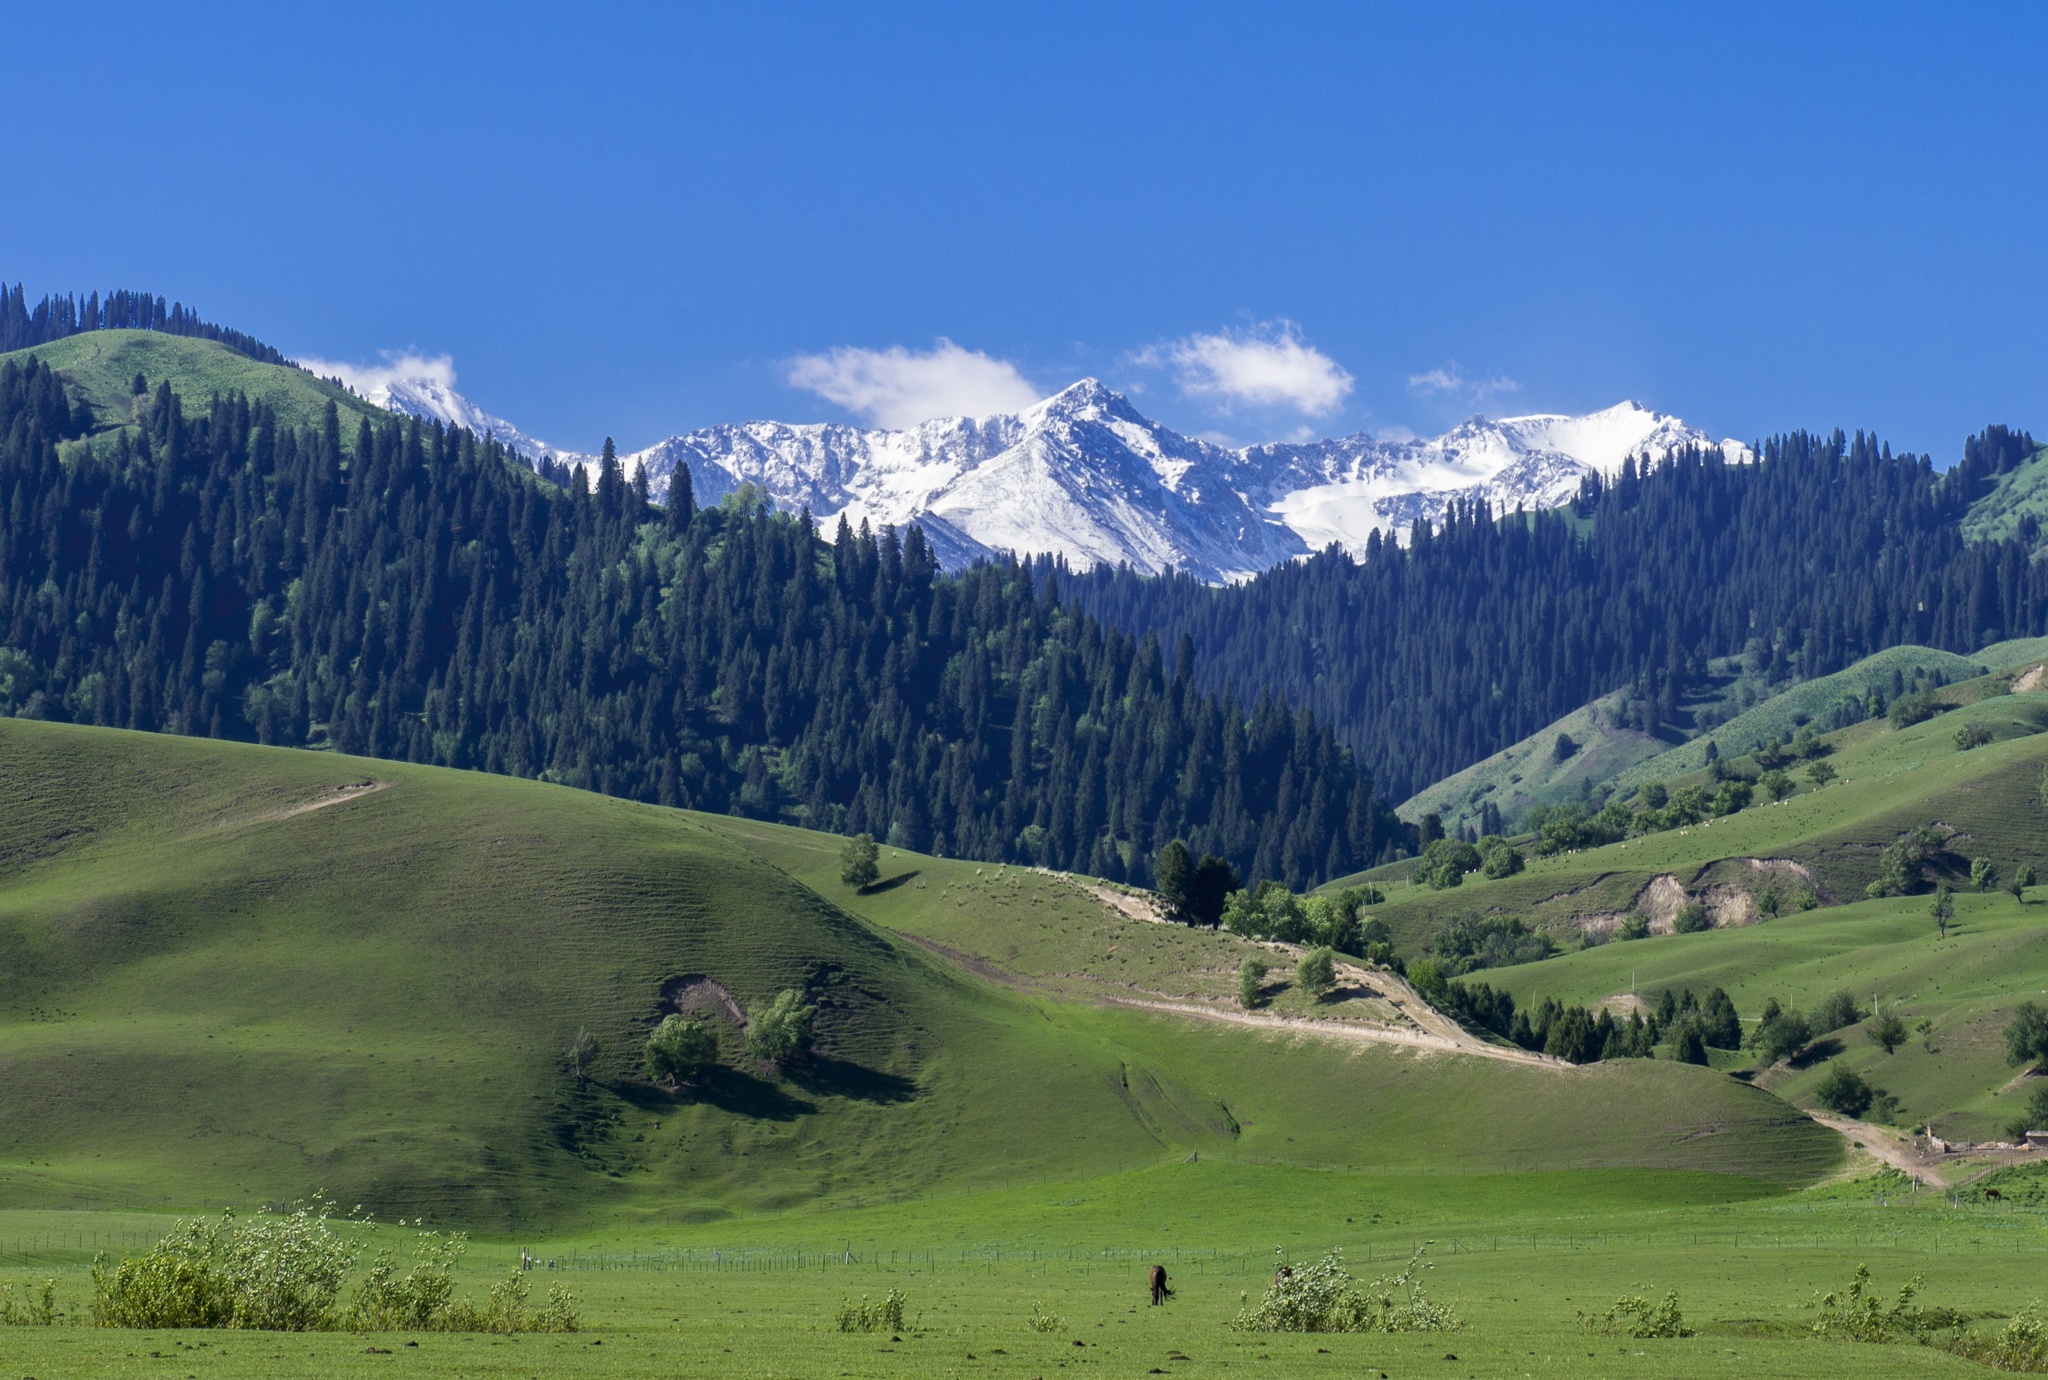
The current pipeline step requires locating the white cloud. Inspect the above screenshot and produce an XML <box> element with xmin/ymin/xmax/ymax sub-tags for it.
<box><xmin>1407</xmin><ymin>362</ymin><xmax>1519</xmax><ymax>402</ymax></box>
<box><xmin>786</xmin><ymin>339</ymin><xmax>1042</xmax><ymax>428</ymax></box>
<box><xmin>1142</xmin><ymin>322</ymin><xmax>1353</xmax><ymax>416</ymax></box>
<box><xmin>298</xmin><ymin>350</ymin><xmax>455</xmax><ymax>408</ymax></box>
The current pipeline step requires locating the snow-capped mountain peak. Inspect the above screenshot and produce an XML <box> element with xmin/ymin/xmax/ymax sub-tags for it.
<box><xmin>350</xmin><ymin>365</ymin><xmax>1741</xmax><ymax>583</ymax></box>
<box><xmin>301</xmin><ymin>353</ymin><xmax>590</xmax><ymax>469</ymax></box>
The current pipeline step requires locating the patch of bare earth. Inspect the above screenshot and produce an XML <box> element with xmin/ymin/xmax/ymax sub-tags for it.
<box><xmin>196</xmin><ymin>779</ymin><xmax>392</xmax><ymax>836</ymax></box>
<box><xmin>1808</xmin><ymin>1112</ymin><xmax>2048</xmax><ymax>1190</ymax></box>
<box><xmin>663</xmin><ymin>975</ymin><xmax>747</xmax><ymax>1024</ymax></box>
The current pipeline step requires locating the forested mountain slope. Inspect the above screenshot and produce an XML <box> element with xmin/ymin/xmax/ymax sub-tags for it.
<box><xmin>0</xmin><ymin>355</ymin><xmax>1400</xmax><ymax>888</ymax></box>
<box><xmin>1055</xmin><ymin>427</ymin><xmax>2047</xmax><ymax>802</ymax></box>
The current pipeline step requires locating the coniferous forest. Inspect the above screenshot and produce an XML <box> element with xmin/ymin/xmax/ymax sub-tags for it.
<box><xmin>3</xmin><ymin>278</ymin><xmax>2047</xmax><ymax>888</ymax></box>
<box><xmin>0</xmin><ymin>282</ymin><xmax>291</xmax><ymax>366</ymax></box>
<box><xmin>0</xmin><ymin>356</ymin><xmax>1404</xmax><ymax>889</ymax></box>
<box><xmin>1051</xmin><ymin>426</ymin><xmax>2047</xmax><ymax>801</ymax></box>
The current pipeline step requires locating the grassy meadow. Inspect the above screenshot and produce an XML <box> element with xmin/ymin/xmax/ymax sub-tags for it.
<box><xmin>3</xmin><ymin>1171</ymin><xmax>2048</xmax><ymax>1377</ymax></box>
<box><xmin>9</xmin><ymin>700</ymin><xmax>2048</xmax><ymax>1374</ymax></box>
<box><xmin>1</xmin><ymin>330</ymin><xmax>383</xmax><ymax>443</ymax></box>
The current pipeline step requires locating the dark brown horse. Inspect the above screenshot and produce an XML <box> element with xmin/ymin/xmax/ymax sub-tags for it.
<box><xmin>1149</xmin><ymin>1264</ymin><xmax>1173</xmax><ymax>1305</ymax></box>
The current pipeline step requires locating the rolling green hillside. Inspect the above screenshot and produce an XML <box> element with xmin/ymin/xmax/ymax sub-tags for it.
<box><xmin>1482</xmin><ymin>891</ymin><xmax>2048</xmax><ymax>1142</ymax></box>
<box><xmin>0</xmin><ymin>720</ymin><xmax>1838</xmax><ymax>1231</ymax></box>
<box><xmin>1962</xmin><ymin>437</ymin><xmax>2048</xmax><ymax>549</ymax></box>
<box><xmin>1342</xmin><ymin>677</ymin><xmax>2048</xmax><ymax>925</ymax></box>
<box><xmin>1606</xmin><ymin>642</ymin><xmax>2004</xmax><ymax>795</ymax></box>
<box><xmin>1396</xmin><ymin>686</ymin><xmax>1672</xmax><ymax>836</ymax></box>
<box><xmin>1330</xmin><ymin>679</ymin><xmax>2048</xmax><ymax>1138</ymax></box>
<box><xmin>1404</xmin><ymin>643</ymin><xmax>2009</xmax><ymax>839</ymax></box>
<box><xmin>0</xmin><ymin>329</ymin><xmax>383</xmax><ymax>440</ymax></box>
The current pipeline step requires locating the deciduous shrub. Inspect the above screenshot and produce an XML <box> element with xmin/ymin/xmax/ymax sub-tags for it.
<box><xmin>838</xmin><ymin>833</ymin><xmax>880</xmax><ymax>890</ymax></box>
<box><xmin>1814</xmin><ymin>1062</ymin><xmax>1875</xmax><ymax>1118</ymax></box>
<box><xmin>1416</xmin><ymin>838</ymin><xmax>1483</xmax><ymax>889</ymax></box>
<box><xmin>1295</xmin><ymin>947</ymin><xmax>1337</xmax><ymax>1002</ymax></box>
<box><xmin>91</xmin><ymin>1209</ymin><xmax>578</xmax><ymax>1334</ymax></box>
<box><xmin>1951</xmin><ymin>1302</ymin><xmax>2048</xmax><ymax>1371</ymax></box>
<box><xmin>1868</xmin><ymin>828</ymin><xmax>1945</xmax><ymax>898</ymax></box>
<box><xmin>2005</xmin><ymin>1085</ymin><xmax>2048</xmax><ymax>1144</ymax></box>
<box><xmin>1026</xmin><ymin>1302</ymin><xmax>1067</xmax><ymax>1332</ymax></box>
<box><xmin>835</xmin><ymin>1288</ymin><xmax>906</xmax><ymax>1333</ymax></box>
<box><xmin>2010</xmin><ymin>1003</ymin><xmax>2048</xmax><ymax>1072</ymax></box>
<box><xmin>1810</xmin><ymin>1265</ymin><xmax>1930</xmax><ymax>1342</ymax></box>
<box><xmin>1812</xmin><ymin>989</ymin><xmax>1865</xmax><ymax>1034</ymax></box>
<box><xmin>0</xmin><ymin>1279</ymin><xmax>57</xmax><ymax>1326</ymax></box>
<box><xmin>1749</xmin><ymin>1002</ymin><xmax>1813</xmax><ymax>1066</ymax></box>
<box><xmin>746</xmin><ymin>989</ymin><xmax>816</xmax><ymax>1066</ymax></box>
<box><xmin>1578</xmin><ymin>1289</ymin><xmax>1691</xmax><ymax>1338</ymax></box>
<box><xmin>346</xmin><ymin>1234</ymin><xmax>463</xmax><ymax>1332</ymax></box>
<box><xmin>1672</xmin><ymin>901</ymin><xmax>1712</xmax><ymax>933</ymax></box>
<box><xmin>1478</xmin><ymin>836</ymin><xmax>1524</xmax><ymax>879</ymax></box>
<box><xmin>1229</xmin><ymin>1248</ymin><xmax>1458</xmax><ymax>1334</ymax></box>
<box><xmin>92</xmin><ymin>1203</ymin><xmax>356</xmax><ymax>1330</ymax></box>
<box><xmin>644</xmin><ymin>1014</ymin><xmax>718</xmax><ymax>1088</ymax></box>
<box><xmin>1238</xmin><ymin>957</ymin><xmax>1269</xmax><ymax>1009</ymax></box>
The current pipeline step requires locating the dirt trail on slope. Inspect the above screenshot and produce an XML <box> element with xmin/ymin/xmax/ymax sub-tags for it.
<box><xmin>195</xmin><ymin>780</ymin><xmax>393</xmax><ymax>836</ymax></box>
<box><xmin>1809</xmin><ymin>1115</ymin><xmax>1952</xmax><ymax>1186</ymax></box>
<box><xmin>1807</xmin><ymin>1113</ymin><xmax>2048</xmax><ymax>1189</ymax></box>
<box><xmin>1034</xmin><ymin>867</ymin><xmax>1564</xmax><ymax>1066</ymax></box>
<box><xmin>1104</xmin><ymin>991</ymin><xmax>1560</xmax><ymax>1066</ymax></box>
<box><xmin>901</xmin><ymin>924</ymin><xmax>1564</xmax><ymax>1069</ymax></box>
<box><xmin>1045</xmin><ymin>869</ymin><xmax>1164</xmax><ymax>925</ymax></box>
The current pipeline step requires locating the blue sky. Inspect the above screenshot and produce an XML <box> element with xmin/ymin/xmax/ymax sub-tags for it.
<box><xmin>3</xmin><ymin>3</ymin><xmax>2043</xmax><ymax>457</ymax></box>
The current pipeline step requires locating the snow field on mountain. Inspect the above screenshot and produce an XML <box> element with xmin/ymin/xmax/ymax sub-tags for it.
<box><xmin>367</xmin><ymin>364</ymin><xmax>1746</xmax><ymax>582</ymax></box>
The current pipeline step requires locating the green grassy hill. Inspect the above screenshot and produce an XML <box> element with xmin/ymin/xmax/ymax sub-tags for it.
<box><xmin>1396</xmin><ymin>687</ymin><xmax>1673</xmax><ymax>837</ymax></box>
<box><xmin>1342</xmin><ymin>675</ymin><xmax>2048</xmax><ymax>922</ymax></box>
<box><xmin>1399</xmin><ymin>642</ymin><xmax>2013</xmax><ymax>838</ymax></box>
<box><xmin>1481</xmin><ymin>891</ymin><xmax>2048</xmax><ymax>1142</ymax></box>
<box><xmin>0</xmin><ymin>329</ymin><xmax>384</xmax><ymax>441</ymax></box>
<box><xmin>0</xmin><ymin>720</ymin><xmax>1838</xmax><ymax>1231</ymax></box>
<box><xmin>1962</xmin><ymin>439</ymin><xmax>2048</xmax><ymax>548</ymax></box>
<box><xmin>1331</xmin><ymin>678</ymin><xmax>2048</xmax><ymax>1138</ymax></box>
<box><xmin>1606</xmin><ymin>643</ymin><xmax>2001</xmax><ymax>795</ymax></box>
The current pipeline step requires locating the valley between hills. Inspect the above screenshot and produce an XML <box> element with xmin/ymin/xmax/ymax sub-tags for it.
<box><xmin>5</xmin><ymin>304</ymin><xmax>2048</xmax><ymax>1376</ymax></box>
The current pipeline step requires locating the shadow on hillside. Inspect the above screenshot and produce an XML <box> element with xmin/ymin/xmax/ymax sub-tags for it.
<box><xmin>610</xmin><ymin>1075</ymin><xmax>817</xmax><ymax>1122</ymax></box>
<box><xmin>788</xmin><ymin>1055</ymin><xmax>918</xmax><ymax>1105</ymax></box>
<box><xmin>861</xmin><ymin>870</ymin><xmax>921</xmax><ymax>896</ymax></box>
<box><xmin>1788</xmin><ymin>1038</ymin><xmax>1844</xmax><ymax>1070</ymax></box>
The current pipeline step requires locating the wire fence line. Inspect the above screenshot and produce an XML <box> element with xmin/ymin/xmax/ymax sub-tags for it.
<box><xmin>8</xmin><ymin>1223</ymin><xmax>2047</xmax><ymax>1274</ymax></box>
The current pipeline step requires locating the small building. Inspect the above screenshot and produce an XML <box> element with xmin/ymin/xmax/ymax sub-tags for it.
<box><xmin>2026</xmin><ymin>1130</ymin><xmax>2048</xmax><ymax>1150</ymax></box>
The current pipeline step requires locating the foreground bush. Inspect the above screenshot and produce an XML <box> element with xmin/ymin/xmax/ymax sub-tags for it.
<box><xmin>1951</xmin><ymin>1303</ymin><xmax>2048</xmax><ymax>1372</ymax></box>
<box><xmin>0</xmin><ymin>1278</ymin><xmax>58</xmax><ymax>1326</ymax></box>
<box><xmin>834</xmin><ymin>1288</ymin><xmax>907</xmax><ymax>1333</ymax></box>
<box><xmin>1579</xmin><ymin>1289</ymin><xmax>1691</xmax><ymax>1337</ymax></box>
<box><xmin>92</xmin><ymin>1204</ymin><xmax>351</xmax><ymax>1329</ymax></box>
<box><xmin>1809</xmin><ymin>1264</ymin><xmax>1939</xmax><ymax>1342</ymax></box>
<box><xmin>90</xmin><ymin>1205</ymin><xmax>577</xmax><ymax>1333</ymax></box>
<box><xmin>1230</xmin><ymin>1248</ymin><xmax>1458</xmax><ymax>1333</ymax></box>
